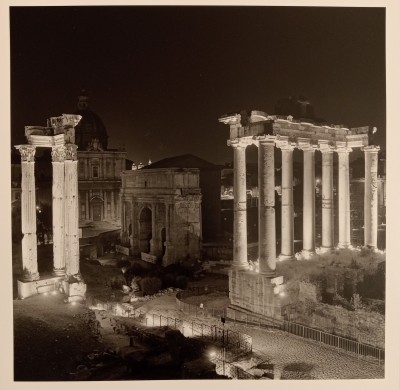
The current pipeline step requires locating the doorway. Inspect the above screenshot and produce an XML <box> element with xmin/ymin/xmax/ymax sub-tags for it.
<box><xmin>139</xmin><ymin>207</ymin><xmax>152</xmax><ymax>253</ymax></box>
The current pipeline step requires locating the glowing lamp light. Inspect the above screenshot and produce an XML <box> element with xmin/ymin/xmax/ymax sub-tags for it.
<box><xmin>51</xmin><ymin>290</ymin><xmax>57</xmax><ymax>295</ymax></box>
<box><xmin>279</xmin><ymin>291</ymin><xmax>286</xmax><ymax>297</ymax></box>
<box><xmin>71</xmin><ymin>301</ymin><xmax>77</xmax><ymax>306</ymax></box>
<box><xmin>209</xmin><ymin>350</ymin><xmax>216</xmax><ymax>359</ymax></box>
<box><xmin>43</xmin><ymin>292</ymin><xmax>48</xmax><ymax>296</ymax></box>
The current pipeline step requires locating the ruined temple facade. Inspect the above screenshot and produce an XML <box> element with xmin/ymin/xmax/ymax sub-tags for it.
<box><xmin>15</xmin><ymin>114</ymin><xmax>86</xmax><ymax>301</ymax></box>
<box><xmin>219</xmin><ymin>111</ymin><xmax>379</xmax><ymax>320</ymax></box>
<box><xmin>120</xmin><ymin>168</ymin><xmax>201</xmax><ymax>266</ymax></box>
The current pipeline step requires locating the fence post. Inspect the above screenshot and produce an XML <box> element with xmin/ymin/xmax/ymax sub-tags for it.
<box><xmin>160</xmin><ymin>315</ymin><xmax>162</xmax><ymax>327</ymax></box>
<box><xmin>192</xmin><ymin>321</ymin><xmax>194</xmax><ymax>337</ymax></box>
<box><xmin>201</xmin><ymin>324</ymin><xmax>203</xmax><ymax>337</ymax></box>
<box><xmin>153</xmin><ymin>313</ymin><xmax>155</xmax><ymax>327</ymax></box>
<box><xmin>357</xmin><ymin>342</ymin><xmax>360</xmax><ymax>359</ymax></box>
<box><xmin>175</xmin><ymin>318</ymin><xmax>177</xmax><ymax>329</ymax></box>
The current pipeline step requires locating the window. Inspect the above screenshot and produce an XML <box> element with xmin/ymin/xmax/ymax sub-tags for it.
<box><xmin>92</xmin><ymin>166</ymin><xmax>99</xmax><ymax>178</ymax></box>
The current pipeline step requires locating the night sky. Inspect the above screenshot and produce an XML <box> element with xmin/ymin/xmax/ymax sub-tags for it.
<box><xmin>10</xmin><ymin>6</ymin><xmax>386</xmax><ymax>165</ymax></box>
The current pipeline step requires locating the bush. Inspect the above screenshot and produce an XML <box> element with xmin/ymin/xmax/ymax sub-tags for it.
<box><xmin>163</xmin><ymin>273</ymin><xmax>176</xmax><ymax>289</ymax></box>
<box><xmin>175</xmin><ymin>275</ymin><xmax>188</xmax><ymax>290</ymax></box>
<box><xmin>125</xmin><ymin>262</ymin><xmax>146</xmax><ymax>284</ymax></box>
<box><xmin>140</xmin><ymin>277</ymin><xmax>162</xmax><ymax>296</ymax></box>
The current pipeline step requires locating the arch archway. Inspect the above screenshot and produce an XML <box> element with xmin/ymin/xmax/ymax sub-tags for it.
<box><xmin>139</xmin><ymin>207</ymin><xmax>152</xmax><ymax>253</ymax></box>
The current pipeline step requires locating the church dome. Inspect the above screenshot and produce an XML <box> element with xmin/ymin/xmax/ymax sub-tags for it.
<box><xmin>74</xmin><ymin>90</ymin><xmax>109</xmax><ymax>150</ymax></box>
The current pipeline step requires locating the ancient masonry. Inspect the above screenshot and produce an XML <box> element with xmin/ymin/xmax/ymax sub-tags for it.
<box><xmin>15</xmin><ymin>114</ymin><xmax>87</xmax><ymax>301</ymax></box>
<box><xmin>219</xmin><ymin>111</ymin><xmax>379</xmax><ymax>319</ymax></box>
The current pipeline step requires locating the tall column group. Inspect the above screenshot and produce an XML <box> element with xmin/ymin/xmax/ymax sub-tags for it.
<box><xmin>229</xmin><ymin>137</ymin><xmax>380</xmax><ymax>271</ymax></box>
<box><xmin>16</xmin><ymin>141</ymin><xmax>81</xmax><ymax>282</ymax></box>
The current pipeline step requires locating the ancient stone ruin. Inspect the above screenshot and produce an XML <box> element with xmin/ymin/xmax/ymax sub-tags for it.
<box><xmin>15</xmin><ymin>114</ymin><xmax>86</xmax><ymax>302</ymax></box>
<box><xmin>219</xmin><ymin>111</ymin><xmax>379</xmax><ymax>320</ymax></box>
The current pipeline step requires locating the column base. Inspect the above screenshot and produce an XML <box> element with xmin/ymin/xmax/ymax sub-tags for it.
<box><xmin>53</xmin><ymin>268</ymin><xmax>66</xmax><ymax>277</ymax></box>
<box><xmin>22</xmin><ymin>271</ymin><xmax>40</xmax><ymax>282</ymax></box>
<box><xmin>278</xmin><ymin>254</ymin><xmax>296</xmax><ymax>261</ymax></box>
<box><xmin>228</xmin><ymin>269</ymin><xmax>287</xmax><ymax>320</ymax></box>
<box><xmin>300</xmin><ymin>249</ymin><xmax>316</xmax><ymax>260</ymax></box>
<box><xmin>318</xmin><ymin>246</ymin><xmax>334</xmax><ymax>254</ymax></box>
<box><xmin>17</xmin><ymin>276</ymin><xmax>64</xmax><ymax>299</ymax></box>
<box><xmin>337</xmin><ymin>243</ymin><xmax>352</xmax><ymax>249</ymax></box>
<box><xmin>231</xmin><ymin>262</ymin><xmax>249</xmax><ymax>271</ymax></box>
<box><xmin>363</xmin><ymin>245</ymin><xmax>378</xmax><ymax>252</ymax></box>
<box><xmin>62</xmin><ymin>279</ymin><xmax>87</xmax><ymax>303</ymax></box>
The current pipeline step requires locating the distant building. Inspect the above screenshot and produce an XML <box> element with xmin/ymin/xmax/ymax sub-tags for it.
<box><xmin>74</xmin><ymin>91</ymin><xmax>129</xmax><ymax>224</ymax></box>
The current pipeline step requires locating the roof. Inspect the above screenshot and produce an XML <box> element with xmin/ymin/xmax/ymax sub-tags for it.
<box><xmin>141</xmin><ymin>154</ymin><xmax>221</xmax><ymax>171</ymax></box>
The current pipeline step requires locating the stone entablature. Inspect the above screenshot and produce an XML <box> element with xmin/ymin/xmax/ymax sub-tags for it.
<box><xmin>220</xmin><ymin>111</ymin><xmax>370</xmax><ymax>149</ymax></box>
<box><xmin>120</xmin><ymin>168</ymin><xmax>202</xmax><ymax>266</ymax></box>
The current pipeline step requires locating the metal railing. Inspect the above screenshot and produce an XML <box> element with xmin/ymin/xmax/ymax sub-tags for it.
<box><xmin>282</xmin><ymin>320</ymin><xmax>384</xmax><ymax>366</ymax></box>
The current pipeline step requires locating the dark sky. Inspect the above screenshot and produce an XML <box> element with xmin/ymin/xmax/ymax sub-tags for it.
<box><xmin>10</xmin><ymin>6</ymin><xmax>386</xmax><ymax>165</ymax></box>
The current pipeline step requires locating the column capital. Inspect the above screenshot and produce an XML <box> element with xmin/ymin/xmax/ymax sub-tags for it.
<box><xmin>336</xmin><ymin>146</ymin><xmax>352</xmax><ymax>154</ymax></box>
<box><xmin>51</xmin><ymin>145</ymin><xmax>67</xmax><ymax>162</ymax></box>
<box><xmin>362</xmin><ymin>145</ymin><xmax>380</xmax><ymax>153</ymax></box>
<box><xmin>15</xmin><ymin>145</ymin><xmax>36</xmax><ymax>162</ymax></box>
<box><xmin>65</xmin><ymin>144</ymin><xmax>78</xmax><ymax>161</ymax></box>
<box><xmin>276</xmin><ymin>141</ymin><xmax>295</xmax><ymax>151</ymax></box>
<box><xmin>298</xmin><ymin>144</ymin><xmax>317</xmax><ymax>152</ymax></box>
<box><xmin>229</xmin><ymin>139</ymin><xmax>247</xmax><ymax>150</ymax></box>
<box><xmin>319</xmin><ymin>145</ymin><xmax>335</xmax><ymax>154</ymax></box>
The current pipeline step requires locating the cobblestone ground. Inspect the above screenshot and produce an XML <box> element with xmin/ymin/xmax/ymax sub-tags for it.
<box><xmin>138</xmin><ymin>294</ymin><xmax>384</xmax><ymax>380</ymax></box>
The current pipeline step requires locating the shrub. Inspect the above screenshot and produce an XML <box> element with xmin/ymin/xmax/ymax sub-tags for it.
<box><xmin>175</xmin><ymin>275</ymin><xmax>188</xmax><ymax>290</ymax></box>
<box><xmin>140</xmin><ymin>277</ymin><xmax>162</xmax><ymax>296</ymax></box>
<box><xmin>163</xmin><ymin>273</ymin><xmax>176</xmax><ymax>289</ymax></box>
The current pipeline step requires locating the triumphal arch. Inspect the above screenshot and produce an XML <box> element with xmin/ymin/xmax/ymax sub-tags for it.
<box><xmin>15</xmin><ymin>114</ymin><xmax>86</xmax><ymax>302</ymax></box>
<box><xmin>219</xmin><ymin>111</ymin><xmax>379</xmax><ymax>319</ymax></box>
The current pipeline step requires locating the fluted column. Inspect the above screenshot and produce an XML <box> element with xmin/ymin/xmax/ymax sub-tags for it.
<box><xmin>363</xmin><ymin>145</ymin><xmax>380</xmax><ymax>249</ymax></box>
<box><xmin>16</xmin><ymin>145</ymin><xmax>39</xmax><ymax>281</ymax></box>
<box><xmin>232</xmin><ymin>141</ymin><xmax>248</xmax><ymax>268</ymax></box>
<box><xmin>279</xmin><ymin>144</ymin><xmax>295</xmax><ymax>260</ymax></box>
<box><xmin>301</xmin><ymin>146</ymin><xmax>316</xmax><ymax>257</ymax></box>
<box><xmin>258</xmin><ymin>139</ymin><xmax>276</xmax><ymax>275</ymax></box>
<box><xmin>337</xmin><ymin>147</ymin><xmax>352</xmax><ymax>248</ymax></box>
<box><xmin>64</xmin><ymin>144</ymin><xmax>81</xmax><ymax>279</ymax></box>
<box><xmin>51</xmin><ymin>145</ymin><xmax>66</xmax><ymax>276</ymax></box>
<box><xmin>104</xmin><ymin>190</ymin><xmax>108</xmax><ymax>219</ymax></box>
<box><xmin>320</xmin><ymin>148</ymin><xmax>334</xmax><ymax>251</ymax></box>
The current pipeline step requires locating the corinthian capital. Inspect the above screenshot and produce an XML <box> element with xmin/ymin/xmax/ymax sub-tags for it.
<box><xmin>51</xmin><ymin>145</ymin><xmax>67</xmax><ymax>162</ymax></box>
<box><xmin>15</xmin><ymin>145</ymin><xmax>36</xmax><ymax>162</ymax></box>
<box><xmin>65</xmin><ymin>144</ymin><xmax>78</xmax><ymax>161</ymax></box>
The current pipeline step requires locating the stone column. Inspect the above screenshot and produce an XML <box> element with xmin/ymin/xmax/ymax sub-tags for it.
<box><xmin>258</xmin><ymin>139</ymin><xmax>276</xmax><ymax>275</ymax></box>
<box><xmin>337</xmin><ymin>147</ymin><xmax>352</xmax><ymax>248</ymax></box>
<box><xmin>111</xmin><ymin>190</ymin><xmax>115</xmax><ymax>220</ymax></box>
<box><xmin>162</xmin><ymin>202</ymin><xmax>175</xmax><ymax>265</ymax></box>
<box><xmin>320</xmin><ymin>148</ymin><xmax>335</xmax><ymax>251</ymax></box>
<box><xmin>301</xmin><ymin>146</ymin><xmax>316</xmax><ymax>257</ymax></box>
<box><xmin>279</xmin><ymin>144</ymin><xmax>295</xmax><ymax>260</ymax></box>
<box><xmin>232</xmin><ymin>142</ymin><xmax>248</xmax><ymax>268</ymax></box>
<box><xmin>51</xmin><ymin>146</ymin><xmax>66</xmax><ymax>276</ymax></box>
<box><xmin>64</xmin><ymin>144</ymin><xmax>81</xmax><ymax>279</ymax></box>
<box><xmin>363</xmin><ymin>145</ymin><xmax>380</xmax><ymax>249</ymax></box>
<box><xmin>16</xmin><ymin>145</ymin><xmax>39</xmax><ymax>281</ymax></box>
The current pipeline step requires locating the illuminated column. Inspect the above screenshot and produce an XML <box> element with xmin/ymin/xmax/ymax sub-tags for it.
<box><xmin>104</xmin><ymin>190</ymin><xmax>108</xmax><ymax>219</ymax></box>
<box><xmin>337</xmin><ymin>147</ymin><xmax>352</xmax><ymax>248</ymax></box>
<box><xmin>258</xmin><ymin>139</ymin><xmax>276</xmax><ymax>275</ymax></box>
<box><xmin>363</xmin><ymin>145</ymin><xmax>380</xmax><ymax>248</ymax></box>
<box><xmin>279</xmin><ymin>143</ymin><xmax>295</xmax><ymax>260</ymax></box>
<box><xmin>301</xmin><ymin>146</ymin><xmax>316</xmax><ymax>257</ymax></box>
<box><xmin>16</xmin><ymin>145</ymin><xmax>39</xmax><ymax>281</ymax></box>
<box><xmin>232</xmin><ymin>141</ymin><xmax>248</xmax><ymax>268</ymax></box>
<box><xmin>51</xmin><ymin>145</ymin><xmax>66</xmax><ymax>276</ymax></box>
<box><xmin>320</xmin><ymin>147</ymin><xmax>334</xmax><ymax>251</ymax></box>
<box><xmin>64</xmin><ymin>144</ymin><xmax>81</xmax><ymax>279</ymax></box>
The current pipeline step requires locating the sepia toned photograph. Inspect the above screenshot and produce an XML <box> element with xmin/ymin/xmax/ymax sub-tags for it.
<box><xmin>6</xmin><ymin>3</ymin><xmax>395</xmax><ymax>384</ymax></box>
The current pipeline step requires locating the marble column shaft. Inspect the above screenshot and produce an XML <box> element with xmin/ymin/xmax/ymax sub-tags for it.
<box><xmin>85</xmin><ymin>192</ymin><xmax>90</xmax><ymax>220</ymax></box>
<box><xmin>364</xmin><ymin>146</ymin><xmax>380</xmax><ymax>248</ymax></box>
<box><xmin>232</xmin><ymin>143</ymin><xmax>248</xmax><ymax>268</ymax></box>
<box><xmin>150</xmin><ymin>203</ymin><xmax>160</xmax><ymax>255</ymax></box>
<box><xmin>64</xmin><ymin>144</ymin><xmax>80</xmax><ymax>278</ymax></box>
<box><xmin>280</xmin><ymin>145</ymin><xmax>295</xmax><ymax>259</ymax></box>
<box><xmin>337</xmin><ymin>148</ymin><xmax>351</xmax><ymax>248</ymax></box>
<box><xmin>321</xmin><ymin>149</ymin><xmax>334</xmax><ymax>250</ymax></box>
<box><xmin>258</xmin><ymin>140</ymin><xmax>276</xmax><ymax>275</ymax></box>
<box><xmin>302</xmin><ymin>148</ymin><xmax>316</xmax><ymax>254</ymax></box>
<box><xmin>111</xmin><ymin>190</ymin><xmax>115</xmax><ymax>219</ymax></box>
<box><xmin>17</xmin><ymin>145</ymin><xmax>39</xmax><ymax>281</ymax></box>
<box><xmin>51</xmin><ymin>146</ymin><xmax>66</xmax><ymax>276</ymax></box>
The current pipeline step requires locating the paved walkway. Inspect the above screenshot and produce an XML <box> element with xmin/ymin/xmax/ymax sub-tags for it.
<box><xmin>137</xmin><ymin>294</ymin><xmax>384</xmax><ymax>380</ymax></box>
